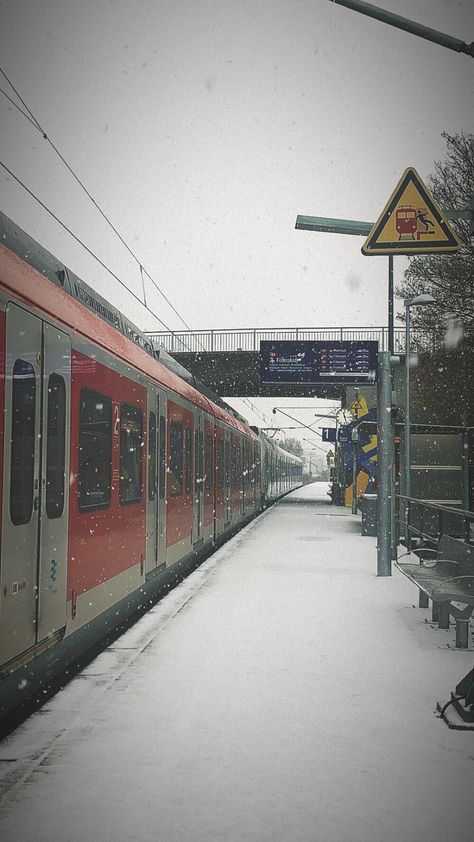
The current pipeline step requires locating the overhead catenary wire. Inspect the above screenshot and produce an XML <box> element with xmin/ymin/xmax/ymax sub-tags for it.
<box><xmin>0</xmin><ymin>160</ymin><xmax>196</xmax><ymax>352</ymax></box>
<box><xmin>0</xmin><ymin>86</ymin><xmax>40</xmax><ymax>130</ymax></box>
<box><xmin>240</xmin><ymin>397</ymin><xmax>279</xmax><ymax>429</ymax></box>
<box><xmin>0</xmin><ymin>66</ymin><xmax>207</xmax><ymax>352</ymax></box>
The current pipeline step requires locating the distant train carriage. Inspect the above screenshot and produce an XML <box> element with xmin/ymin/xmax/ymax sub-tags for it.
<box><xmin>0</xmin><ymin>211</ymin><xmax>302</xmax><ymax>724</ymax></box>
<box><xmin>259</xmin><ymin>433</ymin><xmax>302</xmax><ymax>506</ymax></box>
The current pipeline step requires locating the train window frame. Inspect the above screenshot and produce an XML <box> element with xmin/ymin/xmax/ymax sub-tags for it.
<box><xmin>120</xmin><ymin>403</ymin><xmax>143</xmax><ymax>506</ymax></box>
<box><xmin>185</xmin><ymin>427</ymin><xmax>192</xmax><ymax>495</ymax></box>
<box><xmin>46</xmin><ymin>373</ymin><xmax>66</xmax><ymax>520</ymax></box>
<box><xmin>170</xmin><ymin>420</ymin><xmax>183</xmax><ymax>497</ymax></box>
<box><xmin>10</xmin><ymin>358</ymin><xmax>36</xmax><ymax>526</ymax></box>
<box><xmin>199</xmin><ymin>430</ymin><xmax>204</xmax><ymax>489</ymax></box>
<box><xmin>224</xmin><ymin>438</ymin><xmax>230</xmax><ymax>487</ymax></box>
<box><xmin>78</xmin><ymin>388</ymin><xmax>112</xmax><ymax>513</ymax></box>
<box><xmin>205</xmin><ymin>433</ymin><xmax>213</xmax><ymax>490</ymax></box>
<box><xmin>148</xmin><ymin>411</ymin><xmax>157</xmax><ymax>501</ymax></box>
<box><xmin>216</xmin><ymin>438</ymin><xmax>224</xmax><ymax>488</ymax></box>
<box><xmin>159</xmin><ymin>415</ymin><xmax>166</xmax><ymax>499</ymax></box>
<box><xmin>194</xmin><ymin>429</ymin><xmax>199</xmax><ymax>492</ymax></box>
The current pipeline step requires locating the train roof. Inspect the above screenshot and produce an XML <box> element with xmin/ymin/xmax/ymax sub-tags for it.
<box><xmin>258</xmin><ymin>431</ymin><xmax>303</xmax><ymax>463</ymax></box>
<box><xmin>0</xmin><ymin>211</ymin><xmax>257</xmax><ymax>439</ymax></box>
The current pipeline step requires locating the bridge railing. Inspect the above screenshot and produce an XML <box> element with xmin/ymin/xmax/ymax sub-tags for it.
<box><xmin>145</xmin><ymin>326</ymin><xmax>441</xmax><ymax>354</ymax></box>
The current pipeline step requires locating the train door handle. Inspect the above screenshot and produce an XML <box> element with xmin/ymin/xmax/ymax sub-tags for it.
<box><xmin>33</xmin><ymin>496</ymin><xmax>40</xmax><ymax>511</ymax></box>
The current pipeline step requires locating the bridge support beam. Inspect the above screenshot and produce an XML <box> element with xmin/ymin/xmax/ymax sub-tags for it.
<box><xmin>170</xmin><ymin>351</ymin><xmax>343</xmax><ymax>399</ymax></box>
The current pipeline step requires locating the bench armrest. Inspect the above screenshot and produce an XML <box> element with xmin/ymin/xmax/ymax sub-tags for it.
<box><xmin>431</xmin><ymin>575</ymin><xmax>474</xmax><ymax>597</ymax></box>
<box><xmin>397</xmin><ymin>548</ymin><xmax>437</xmax><ymax>563</ymax></box>
<box><xmin>413</xmin><ymin>559</ymin><xmax>459</xmax><ymax>571</ymax></box>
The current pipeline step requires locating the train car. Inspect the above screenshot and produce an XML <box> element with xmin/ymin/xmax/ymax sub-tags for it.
<box><xmin>0</xmin><ymin>211</ymin><xmax>301</xmax><ymax>724</ymax></box>
<box><xmin>260</xmin><ymin>433</ymin><xmax>303</xmax><ymax>505</ymax></box>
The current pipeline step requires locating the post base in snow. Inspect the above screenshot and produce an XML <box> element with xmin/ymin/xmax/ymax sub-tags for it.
<box><xmin>418</xmin><ymin>589</ymin><xmax>429</xmax><ymax>609</ymax></box>
<box><xmin>437</xmin><ymin>666</ymin><xmax>474</xmax><ymax>729</ymax></box>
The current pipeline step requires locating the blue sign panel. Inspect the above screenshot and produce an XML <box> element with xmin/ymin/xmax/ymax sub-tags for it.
<box><xmin>322</xmin><ymin>428</ymin><xmax>337</xmax><ymax>443</ymax></box>
<box><xmin>260</xmin><ymin>340</ymin><xmax>378</xmax><ymax>385</ymax></box>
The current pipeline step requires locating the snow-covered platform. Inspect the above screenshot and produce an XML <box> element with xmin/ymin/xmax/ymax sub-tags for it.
<box><xmin>1</xmin><ymin>482</ymin><xmax>473</xmax><ymax>842</ymax></box>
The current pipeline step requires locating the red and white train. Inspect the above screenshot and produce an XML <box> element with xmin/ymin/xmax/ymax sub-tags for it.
<box><xmin>0</xmin><ymin>211</ymin><xmax>302</xmax><ymax>724</ymax></box>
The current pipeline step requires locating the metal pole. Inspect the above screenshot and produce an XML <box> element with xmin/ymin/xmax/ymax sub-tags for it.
<box><xmin>351</xmin><ymin>395</ymin><xmax>359</xmax><ymax>514</ymax></box>
<box><xmin>328</xmin><ymin>0</ymin><xmax>474</xmax><ymax>58</ymax></box>
<box><xmin>391</xmin><ymin>436</ymin><xmax>398</xmax><ymax>559</ymax></box>
<box><xmin>404</xmin><ymin>304</ymin><xmax>411</xmax><ymax>546</ymax></box>
<box><xmin>462</xmin><ymin>425</ymin><xmax>470</xmax><ymax>512</ymax></box>
<box><xmin>351</xmin><ymin>435</ymin><xmax>358</xmax><ymax>514</ymax></box>
<box><xmin>388</xmin><ymin>255</ymin><xmax>394</xmax><ymax>355</ymax></box>
<box><xmin>377</xmin><ymin>350</ymin><xmax>392</xmax><ymax>575</ymax></box>
<box><xmin>388</xmin><ymin>253</ymin><xmax>396</xmax><ymax>557</ymax></box>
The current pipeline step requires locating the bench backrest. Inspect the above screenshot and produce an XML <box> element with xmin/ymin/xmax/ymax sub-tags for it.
<box><xmin>437</xmin><ymin>534</ymin><xmax>474</xmax><ymax>567</ymax></box>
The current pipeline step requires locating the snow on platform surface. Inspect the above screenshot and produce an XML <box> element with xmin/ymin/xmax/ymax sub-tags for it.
<box><xmin>1</xmin><ymin>482</ymin><xmax>473</xmax><ymax>842</ymax></box>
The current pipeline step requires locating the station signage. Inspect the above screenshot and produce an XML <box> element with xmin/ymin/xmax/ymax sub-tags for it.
<box><xmin>362</xmin><ymin>167</ymin><xmax>462</xmax><ymax>255</ymax></box>
<box><xmin>260</xmin><ymin>340</ymin><xmax>378</xmax><ymax>385</ymax></box>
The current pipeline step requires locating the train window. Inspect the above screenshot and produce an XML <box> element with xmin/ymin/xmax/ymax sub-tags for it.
<box><xmin>46</xmin><ymin>373</ymin><xmax>66</xmax><ymax>519</ymax></box>
<box><xmin>231</xmin><ymin>441</ymin><xmax>237</xmax><ymax>487</ymax></box>
<box><xmin>205</xmin><ymin>434</ymin><xmax>213</xmax><ymax>490</ymax></box>
<box><xmin>120</xmin><ymin>404</ymin><xmax>143</xmax><ymax>505</ymax></box>
<box><xmin>199</xmin><ymin>430</ymin><xmax>204</xmax><ymax>488</ymax></box>
<box><xmin>78</xmin><ymin>389</ymin><xmax>112</xmax><ymax>512</ymax></box>
<box><xmin>159</xmin><ymin>416</ymin><xmax>166</xmax><ymax>498</ymax></box>
<box><xmin>216</xmin><ymin>438</ymin><xmax>224</xmax><ymax>488</ymax></box>
<box><xmin>10</xmin><ymin>359</ymin><xmax>36</xmax><ymax>526</ymax></box>
<box><xmin>224</xmin><ymin>439</ymin><xmax>230</xmax><ymax>487</ymax></box>
<box><xmin>185</xmin><ymin>427</ymin><xmax>192</xmax><ymax>494</ymax></box>
<box><xmin>194</xmin><ymin>429</ymin><xmax>199</xmax><ymax>491</ymax></box>
<box><xmin>170</xmin><ymin>421</ymin><xmax>183</xmax><ymax>496</ymax></box>
<box><xmin>247</xmin><ymin>442</ymin><xmax>252</xmax><ymax>486</ymax></box>
<box><xmin>148</xmin><ymin>411</ymin><xmax>157</xmax><ymax>501</ymax></box>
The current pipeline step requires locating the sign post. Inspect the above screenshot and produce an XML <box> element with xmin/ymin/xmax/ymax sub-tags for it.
<box><xmin>362</xmin><ymin>167</ymin><xmax>462</xmax><ymax>560</ymax></box>
<box><xmin>377</xmin><ymin>351</ymin><xmax>392</xmax><ymax>576</ymax></box>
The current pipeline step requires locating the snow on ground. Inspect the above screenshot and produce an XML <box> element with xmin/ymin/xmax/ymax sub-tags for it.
<box><xmin>0</xmin><ymin>482</ymin><xmax>473</xmax><ymax>841</ymax></box>
<box><xmin>282</xmin><ymin>481</ymin><xmax>331</xmax><ymax>501</ymax></box>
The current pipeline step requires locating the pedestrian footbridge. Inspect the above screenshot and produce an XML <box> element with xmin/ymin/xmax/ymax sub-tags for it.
<box><xmin>145</xmin><ymin>325</ymin><xmax>428</xmax><ymax>397</ymax></box>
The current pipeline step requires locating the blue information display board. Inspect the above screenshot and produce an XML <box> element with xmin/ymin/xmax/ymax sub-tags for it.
<box><xmin>260</xmin><ymin>340</ymin><xmax>378</xmax><ymax>384</ymax></box>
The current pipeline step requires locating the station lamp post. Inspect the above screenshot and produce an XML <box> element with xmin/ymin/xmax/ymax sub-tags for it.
<box><xmin>403</xmin><ymin>294</ymin><xmax>436</xmax><ymax>545</ymax></box>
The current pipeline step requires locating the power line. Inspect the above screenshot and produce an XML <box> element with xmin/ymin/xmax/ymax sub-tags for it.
<box><xmin>0</xmin><ymin>160</ymin><xmax>196</xmax><ymax>352</ymax></box>
<box><xmin>0</xmin><ymin>86</ymin><xmax>39</xmax><ymax>130</ymax></box>
<box><xmin>240</xmin><ymin>398</ymin><xmax>279</xmax><ymax>428</ymax></box>
<box><xmin>0</xmin><ymin>66</ymin><xmax>206</xmax><ymax>351</ymax></box>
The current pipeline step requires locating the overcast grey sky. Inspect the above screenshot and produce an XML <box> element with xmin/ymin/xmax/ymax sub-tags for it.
<box><xmin>1</xmin><ymin>0</ymin><xmax>473</xmax><ymax>434</ymax></box>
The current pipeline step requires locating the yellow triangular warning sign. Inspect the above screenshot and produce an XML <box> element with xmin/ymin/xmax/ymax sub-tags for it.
<box><xmin>362</xmin><ymin>167</ymin><xmax>462</xmax><ymax>255</ymax></box>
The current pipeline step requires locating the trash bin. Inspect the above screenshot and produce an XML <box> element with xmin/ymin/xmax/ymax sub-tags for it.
<box><xmin>360</xmin><ymin>493</ymin><xmax>377</xmax><ymax>536</ymax></box>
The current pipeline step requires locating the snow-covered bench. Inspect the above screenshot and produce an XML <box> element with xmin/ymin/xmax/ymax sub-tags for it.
<box><xmin>396</xmin><ymin>534</ymin><xmax>474</xmax><ymax>648</ymax></box>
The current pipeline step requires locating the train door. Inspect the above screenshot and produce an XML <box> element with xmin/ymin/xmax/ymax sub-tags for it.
<box><xmin>224</xmin><ymin>432</ymin><xmax>231</xmax><ymax>524</ymax></box>
<box><xmin>0</xmin><ymin>304</ymin><xmax>71</xmax><ymax>666</ymax></box>
<box><xmin>158</xmin><ymin>399</ymin><xmax>167</xmax><ymax>562</ymax></box>
<box><xmin>145</xmin><ymin>385</ymin><xmax>167</xmax><ymax>575</ymax></box>
<box><xmin>240</xmin><ymin>439</ymin><xmax>245</xmax><ymax>515</ymax></box>
<box><xmin>193</xmin><ymin>411</ymin><xmax>204</xmax><ymax>544</ymax></box>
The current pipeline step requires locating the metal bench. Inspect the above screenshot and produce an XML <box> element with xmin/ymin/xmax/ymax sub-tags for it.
<box><xmin>396</xmin><ymin>534</ymin><xmax>474</xmax><ymax>648</ymax></box>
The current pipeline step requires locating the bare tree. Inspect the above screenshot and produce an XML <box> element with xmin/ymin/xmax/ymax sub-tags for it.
<box><xmin>396</xmin><ymin>132</ymin><xmax>474</xmax><ymax>341</ymax></box>
<box><xmin>275</xmin><ymin>437</ymin><xmax>304</xmax><ymax>459</ymax></box>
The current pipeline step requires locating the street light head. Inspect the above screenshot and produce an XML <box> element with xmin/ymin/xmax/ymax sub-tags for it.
<box><xmin>272</xmin><ymin>408</ymin><xmax>277</xmax><ymax>414</ymax></box>
<box><xmin>404</xmin><ymin>294</ymin><xmax>436</xmax><ymax>307</ymax></box>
